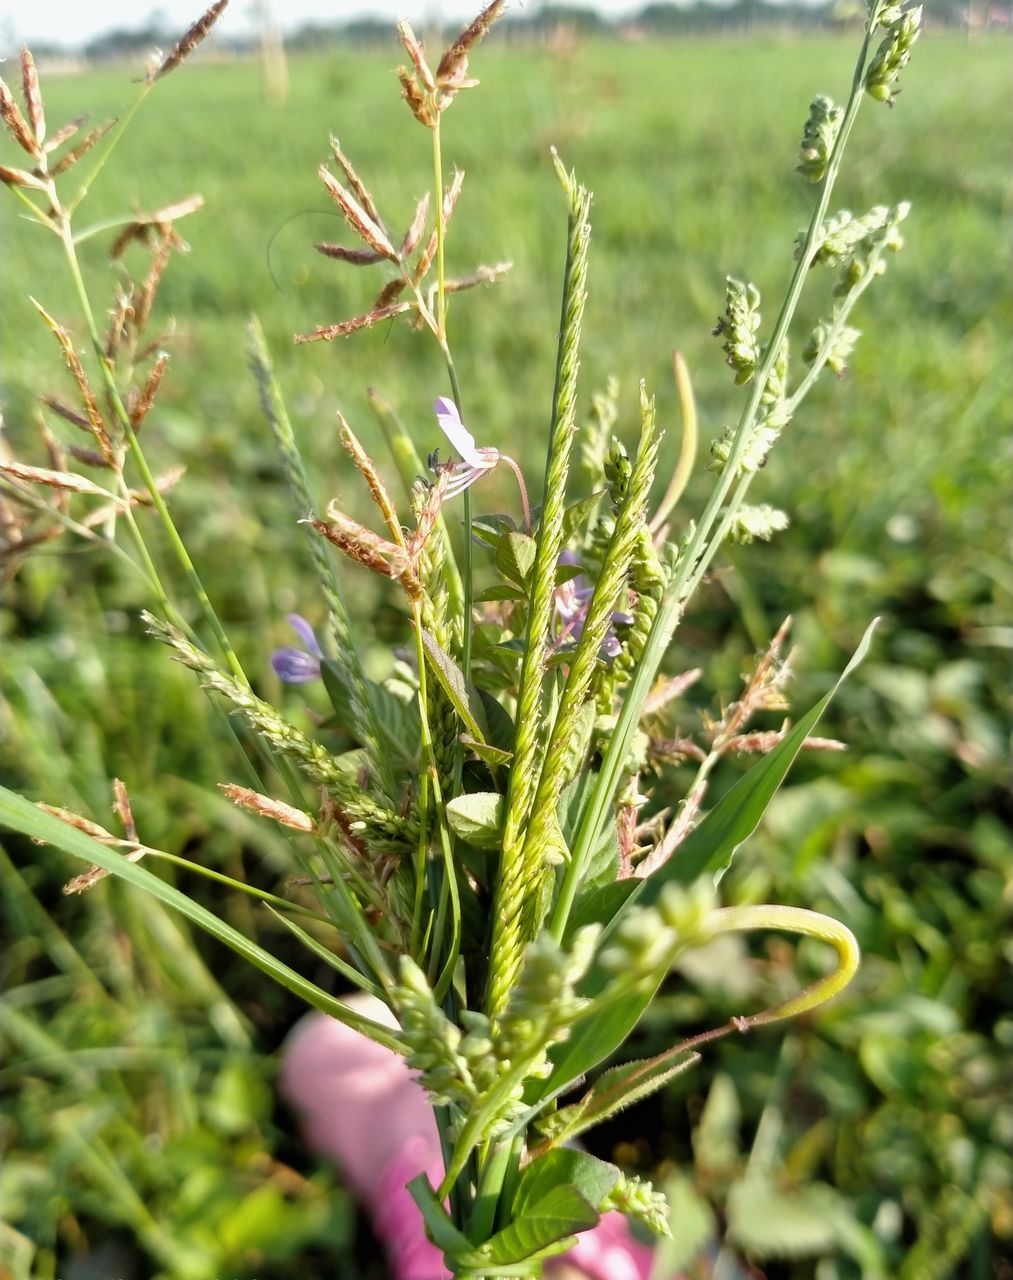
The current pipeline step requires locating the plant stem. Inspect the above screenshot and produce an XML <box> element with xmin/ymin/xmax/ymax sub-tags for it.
<box><xmin>552</xmin><ymin>20</ymin><xmax>877</xmax><ymax>940</ymax></box>
<box><xmin>57</xmin><ymin>218</ymin><xmax>249</xmax><ymax>685</ymax></box>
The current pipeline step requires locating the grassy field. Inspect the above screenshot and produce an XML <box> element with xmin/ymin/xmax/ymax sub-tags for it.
<box><xmin>2</xmin><ymin>28</ymin><xmax>1011</xmax><ymax>1280</ymax></box>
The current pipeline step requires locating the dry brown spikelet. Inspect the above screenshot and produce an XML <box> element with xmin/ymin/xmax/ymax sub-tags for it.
<box><xmin>30</xmin><ymin>298</ymin><xmax>115</xmax><ymax>464</ymax></box>
<box><xmin>338</xmin><ymin>417</ymin><xmax>402</xmax><ymax>541</ymax></box>
<box><xmin>51</xmin><ymin>119</ymin><xmax>117</xmax><ymax>176</ymax></box>
<box><xmin>399</xmin><ymin>193</ymin><xmax>430</xmax><ymax>260</ymax></box>
<box><xmin>42</xmin><ymin>397</ymin><xmax>91</xmax><ymax>432</ymax></box>
<box><xmin>150</xmin><ymin>0</ymin><xmax>230</xmax><ymax>82</ymax></box>
<box><xmin>397</xmin><ymin>67</ymin><xmax>435</xmax><ymax>128</ymax></box>
<box><xmin>129</xmin><ymin>352</ymin><xmax>170</xmax><ymax>428</ymax></box>
<box><xmin>313</xmin><ymin>505</ymin><xmax>409</xmax><ymax>579</ymax></box>
<box><xmin>319</xmin><ymin>165</ymin><xmax>397</xmax><ymax>261</ymax></box>
<box><xmin>20</xmin><ymin>49</ymin><xmax>45</xmax><ymax>146</ymax></box>
<box><xmin>397</xmin><ymin>20</ymin><xmax>436</xmax><ymax>91</ymax></box>
<box><xmin>436</xmin><ymin>0</ymin><xmax>507</xmax><ymax>87</ymax></box>
<box><xmin>328</xmin><ymin>136</ymin><xmax>385</xmax><ymax>229</ymax></box>
<box><xmin>45</xmin><ymin>114</ymin><xmax>88</xmax><ymax>153</ymax></box>
<box><xmin>314</xmin><ymin>242</ymin><xmax>384</xmax><ymax>266</ymax></box>
<box><xmin>0</xmin><ymin>74</ymin><xmax>37</xmax><ymax>154</ymax></box>
<box><xmin>219</xmin><ymin>783</ymin><xmax>315</xmax><ymax>833</ymax></box>
<box><xmin>0</xmin><ymin>460</ymin><xmax>114</xmax><ymax>498</ymax></box>
<box><xmin>294</xmin><ymin>302</ymin><xmax>413</xmax><ymax>344</ymax></box>
<box><xmin>0</xmin><ymin>163</ymin><xmax>46</xmax><ymax>190</ymax></box>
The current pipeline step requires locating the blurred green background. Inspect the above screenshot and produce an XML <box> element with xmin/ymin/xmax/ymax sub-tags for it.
<box><xmin>2</xmin><ymin>27</ymin><xmax>1010</xmax><ymax>1280</ymax></box>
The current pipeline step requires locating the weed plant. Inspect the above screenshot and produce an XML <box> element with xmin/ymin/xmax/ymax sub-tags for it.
<box><xmin>0</xmin><ymin>1</ymin><xmax>945</xmax><ymax>1274</ymax></box>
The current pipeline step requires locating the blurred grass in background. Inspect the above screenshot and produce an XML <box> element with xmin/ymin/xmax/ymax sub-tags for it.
<box><xmin>2</xmin><ymin>30</ymin><xmax>1010</xmax><ymax>1280</ymax></box>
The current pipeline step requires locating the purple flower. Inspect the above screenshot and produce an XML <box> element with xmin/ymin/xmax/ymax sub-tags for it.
<box><xmin>271</xmin><ymin>614</ymin><xmax>323</xmax><ymax>684</ymax></box>
<box><xmin>553</xmin><ymin>552</ymin><xmax>630</xmax><ymax>661</ymax></box>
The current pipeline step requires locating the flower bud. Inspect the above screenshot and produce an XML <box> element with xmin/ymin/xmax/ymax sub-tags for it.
<box><xmin>865</xmin><ymin>6</ymin><xmax>922</xmax><ymax>107</ymax></box>
<box><xmin>797</xmin><ymin>95</ymin><xmax>844</xmax><ymax>183</ymax></box>
<box><xmin>712</xmin><ymin>277</ymin><xmax>762</xmax><ymax>385</ymax></box>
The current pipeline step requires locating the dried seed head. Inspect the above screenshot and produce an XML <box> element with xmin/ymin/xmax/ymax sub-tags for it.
<box><xmin>437</xmin><ymin>0</ymin><xmax>507</xmax><ymax>89</ymax></box>
<box><xmin>413</xmin><ymin>168</ymin><xmax>465</xmax><ymax>283</ymax></box>
<box><xmin>112</xmin><ymin>779</ymin><xmax>138</xmax><ymax>841</ymax></box>
<box><xmin>374</xmin><ymin>277</ymin><xmax>408</xmax><ymax>310</ymax></box>
<box><xmin>319</xmin><ymin>164</ymin><xmax>397</xmax><ymax>260</ymax></box>
<box><xmin>133</xmin><ymin>233</ymin><xmax>174</xmax><ymax>334</ymax></box>
<box><xmin>0</xmin><ymin>74</ymin><xmax>37</xmax><ymax>154</ymax></box>
<box><xmin>406</xmin><ymin>469</ymin><xmax>449</xmax><ymax>560</ymax></box>
<box><xmin>129</xmin><ymin>352</ymin><xmax>170</xmax><ymax>428</ymax></box>
<box><xmin>40</xmin><ymin>803</ymin><xmax>116</xmax><ymax>842</ymax></box>
<box><xmin>440</xmin><ymin>260</ymin><xmax>512</xmax><ymax>295</ymax></box>
<box><xmin>338</xmin><ymin>414</ymin><xmax>402</xmax><ymax>540</ymax></box>
<box><xmin>294</xmin><ymin>301</ymin><xmax>413</xmax><ymax>344</ymax></box>
<box><xmin>397</xmin><ymin>20</ymin><xmax>436</xmax><ymax>91</ymax></box>
<box><xmin>67</xmin><ymin>444</ymin><xmax>114</xmax><ymax>469</ymax></box>
<box><xmin>218</xmin><ymin>783</ymin><xmax>315</xmax><ymax>833</ymax></box>
<box><xmin>0</xmin><ymin>460</ymin><xmax>115</xmax><ymax>498</ymax></box>
<box><xmin>0</xmin><ymin>162</ymin><xmax>46</xmax><ymax>190</ymax></box>
<box><xmin>105</xmin><ymin>292</ymin><xmax>134</xmax><ymax>362</ymax></box>
<box><xmin>50</xmin><ymin>119</ymin><xmax>117</xmax><ymax>176</ymax></box>
<box><xmin>314</xmin><ymin>242</ymin><xmax>384</xmax><ymax>265</ymax></box>
<box><xmin>310</xmin><ymin>507</ymin><xmax>410</xmax><ymax>579</ymax></box>
<box><xmin>397</xmin><ymin>66</ymin><xmax>435</xmax><ymax>128</ymax></box>
<box><xmin>399</xmin><ymin>192</ymin><xmax>430</xmax><ymax>260</ymax></box>
<box><xmin>109</xmin><ymin>193</ymin><xmax>203</xmax><ymax>259</ymax></box>
<box><xmin>45</xmin><ymin>113</ymin><xmax>88</xmax><ymax>154</ymax></box>
<box><xmin>328</xmin><ymin>136</ymin><xmax>384</xmax><ymax>228</ymax></box>
<box><xmin>29</xmin><ymin>298</ymin><xmax>115</xmax><ymax>464</ymax></box>
<box><xmin>149</xmin><ymin>0</ymin><xmax>230</xmax><ymax>82</ymax></box>
<box><xmin>20</xmin><ymin>49</ymin><xmax>45</xmax><ymax>146</ymax></box>
<box><xmin>42</xmin><ymin>397</ymin><xmax>91</xmax><ymax>432</ymax></box>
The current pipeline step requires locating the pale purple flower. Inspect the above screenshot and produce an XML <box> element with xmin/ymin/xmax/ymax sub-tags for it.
<box><xmin>433</xmin><ymin>396</ymin><xmax>531</xmax><ymax>528</ymax></box>
<box><xmin>271</xmin><ymin>614</ymin><xmax>323</xmax><ymax>684</ymax></box>
<box><xmin>553</xmin><ymin>552</ymin><xmax>630</xmax><ymax>661</ymax></box>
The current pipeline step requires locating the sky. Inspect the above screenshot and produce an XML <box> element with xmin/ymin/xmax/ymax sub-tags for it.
<box><xmin>2</xmin><ymin>1</ymin><xmax>645</xmax><ymax>49</ymax></box>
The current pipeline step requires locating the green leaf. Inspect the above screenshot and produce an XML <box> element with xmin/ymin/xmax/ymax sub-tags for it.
<box><xmin>725</xmin><ymin>1178</ymin><xmax>847</xmax><ymax>1258</ymax></box>
<box><xmin>692</xmin><ymin>1074</ymin><xmax>741</xmax><ymax>1176</ymax></box>
<box><xmin>461</xmin><ymin>735</ymin><xmax>513</xmax><ymax>770</ymax></box>
<box><xmin>561</xmin><ymin>492</ymin><xmax>603</xmax><ymax>546</ymax></box>
<box><xmin>475</xmin><ymin>583</ymin><xmax>527</xmax><ymax>603</ymax></box>
<box><xmin>367</xmin><ymin>681</ymin><xmax>422</xmax><ymax>769</ymax></box>
<box><xmin>541</xmin><ymin>622</ymin><xmax>878</xmax><ymax>1098</ymax></box>
<box><xmin>514</xmin><ymin>1149</ymin><xmax>621</xmax><ymax>1218</ymax></box>
<box><xmin>478</xmin><ymin>689</ymin><xmax>516</xmax><ymax>753</ymax></box>
<box><xmin>406</xmin><ymin>1174</ymin><xmax>472</xmax><ymax>1256</ymax></box>
<box><xmin>420</xmin><ymin>629</ymin><xmax>489</xmax><ymax>746</ymax></box>
<box><xmin>264</xmin><ymin>906</ymin><xmax>383</xmax><ymax>999</ymax></box>
<box><xmin>454</xmin><ymin>1185</ymin><xmax>599</xmax><ymax>1268</ymax></box>
<box><xmin>0</xmin><ymin>786</ymin><xmax>403</xmax><ymax>1055</ymax></box>
<box><xmin>495</xmin><ymin>530</ymin><xmax>538</xmax><ymax>586</ymax></box>
<box><xmin>651</xmin><ymin>1174</ymin><xmax>715</xmax><ymax>1274</ymax></box>
<box><xmin>641</xmin><ymin>618</ymin><xmax>879</xmax><ymax>897</ymax></box>
<box><xmin>321</xmin><ymin>663</ymin><xmax>422</xmax><ymax>769</ymax></box>
<box><xmin>535</xmin><ymin>1048</ymin><xmax>699</xmax><ymax>1149</ymax></box>
<box><xmin>445</xmin><ymin>792</ymin><xmax>505</xmax><ymax>850</ymax></box>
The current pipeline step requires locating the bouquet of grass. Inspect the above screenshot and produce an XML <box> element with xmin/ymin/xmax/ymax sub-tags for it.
<box><xmin>0</xmin><ymin>0</ymin><xmax>920</xmax><ymax>1271</ymax></box>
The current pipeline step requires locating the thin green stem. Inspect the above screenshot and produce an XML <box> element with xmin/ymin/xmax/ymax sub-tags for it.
<box><xmin>433</xmin><ymin>119</ymin><xmax>448</xmax><ymax>340</ymax></box>
<box><xmin>68</xmin><ymin>86</ymin><xmax>151</xmax><ymax>214</ymax></box>
<box><xmin>57</xmin><ymin>219</ymin><xmax>248</xmax><ymax>684</ymax></box>
<box><xmin>468</xmin><ymin>1139</ymin><xmax>514</xmax><ymax>1243</ymax></box>
<box><xmin>551</xmin><ymin>22</ymin><xmax>876</xmax><ymax>940</ymax></box>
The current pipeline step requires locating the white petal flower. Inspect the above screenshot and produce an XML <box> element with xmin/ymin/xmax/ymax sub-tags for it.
<box><xmin>434</xmin><ymin>397</ymin><xmax>496</xmax><ymax>471</ymax></box>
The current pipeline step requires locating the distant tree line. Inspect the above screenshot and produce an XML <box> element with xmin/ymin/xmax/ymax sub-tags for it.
<box><xmin>46</xmin><ymin>0</ymin><xmax>1012</xmax><ymax>63</ymax></box>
